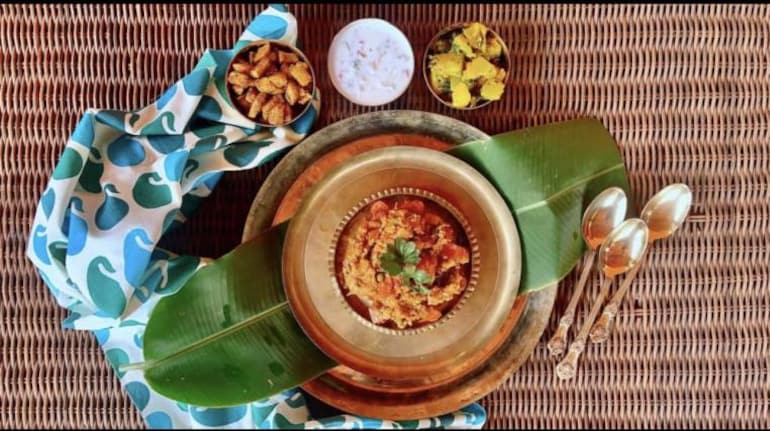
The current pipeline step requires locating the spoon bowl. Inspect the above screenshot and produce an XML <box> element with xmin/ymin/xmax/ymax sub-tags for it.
<box><xmin>582</xmin><ymin>187</ymin><xmax>629</xmax><ymax>250</ymax></box>
<box><xmin>597</xmin><ymin>218</ymin><xmax>649</xmax><ymax>278</ymax></box>
<box><xmin>641</xmin><ymin>183</ymin><xmax>693</xmax><ymax>241</ymax></box>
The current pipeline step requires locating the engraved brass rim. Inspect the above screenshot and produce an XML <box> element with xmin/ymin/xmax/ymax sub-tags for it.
<box><xmin>282</xmin><ymin>146</ymin><xmax>521</xmax><ymax>385</ymax></box>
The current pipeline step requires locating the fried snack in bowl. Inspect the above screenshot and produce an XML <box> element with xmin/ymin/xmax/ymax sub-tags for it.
<box><xmin>423</xmin><ymin>22</ymin><xmax>510</xmax><ymax>110</ymax></box>
<box><xmin>225</xmin><ymin>40</ymin><xmax>315</xmax><ymax>126</ymax></box>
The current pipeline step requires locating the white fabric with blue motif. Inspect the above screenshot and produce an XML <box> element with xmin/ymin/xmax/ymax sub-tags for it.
<box><xmin>26</xmin><ymin>4</ymin><xmax>486</xmax><ymax>429</ymax></box>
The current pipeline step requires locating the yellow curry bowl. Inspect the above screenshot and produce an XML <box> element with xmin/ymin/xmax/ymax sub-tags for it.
<box><xmin>423</xmin><ymin>22</ymin><xmax>511</xmax><ymax>111</ymax></box>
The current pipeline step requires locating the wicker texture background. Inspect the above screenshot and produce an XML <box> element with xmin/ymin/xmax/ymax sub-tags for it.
<box><xmin>1</xmin><ymin>3</ymin><xmax>768</xmax><ymax>429</ymax></box>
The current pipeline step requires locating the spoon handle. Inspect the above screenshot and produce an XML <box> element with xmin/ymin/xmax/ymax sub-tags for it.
<box><xmin>590</xmin><ymin>250</ymin><xmax>649</xmax><ymax>344</ymax></box>
<box><xmin>555</xmin><ymin>276</ymin><xmax>613</xmax><ymax>380</ymax></box>
<box><xmin>547</xmin><ymin>251</ymin><xmax>596</xmax><ymax>357</ymax></box>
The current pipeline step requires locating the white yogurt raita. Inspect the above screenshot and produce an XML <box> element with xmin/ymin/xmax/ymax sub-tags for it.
<box><xmin>328</xmin><ymin>19</ymin><xmax>415</xmax><ymax>106</ymax></box>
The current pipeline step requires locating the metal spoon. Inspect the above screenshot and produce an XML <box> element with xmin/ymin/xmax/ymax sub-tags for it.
<box><xmin>555</xmin><ymin>218</ymin><xmax>649</xmax><ymax>380</ymax></box>
<box><xmin>589</xmin><ymin>183</ymin><xmax>693</xmax><ymax>343</ymax></box>
<box><xmin>546</xmin><ymin>187</ymin><xmax>627</xmax><ymax>356</ymax></box>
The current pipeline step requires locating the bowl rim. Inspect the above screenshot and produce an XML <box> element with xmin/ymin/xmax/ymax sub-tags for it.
<box><xmin>327</xmin><ymin>18</ymin><xmax>415</xmax><ymax>107</ymax></box>
<box><xmin>422</xmin><ymin>22</ymin><xmax>511</xmax><ymax>111</ymax></box>
<box><xmin>223</xmin><ymin>39</ymin><xmax>317</xmax><ymax>127</ymax></box>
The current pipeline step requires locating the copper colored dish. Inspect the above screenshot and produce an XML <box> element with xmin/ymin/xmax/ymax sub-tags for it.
<box><xmin>242</xmin><ymin>111</ymin><xmax>557</xmax><ymax>420</ymax></box>
<box><xmin>282</xmin><ymin>145</ymin><xmax>521</xmax><ymax>390</ymax></box>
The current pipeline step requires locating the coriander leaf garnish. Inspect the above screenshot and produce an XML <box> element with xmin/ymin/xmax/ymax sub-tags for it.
<box><xmin>378</xmin><ymin>237</ymin><xmax>434</xmax><ymax>294</ymax></box>
<box><xmin>409</xmin><ymin>268</ymin><xmax>433</xmax><ymax>285</ymax></box>
<box><xmin>396</xmin><ymin>237</ymin><xmax>420</xmax><ymax>265</ymax></box>
<box><xmin>401</xmin><ymin>266</ymin><xmax>433</xmax><ymax>295</ymax></box>
<box><xmin>380</xmin><ymin>245</ymin><xmax>403</xmax><ymax>276</ymax></box>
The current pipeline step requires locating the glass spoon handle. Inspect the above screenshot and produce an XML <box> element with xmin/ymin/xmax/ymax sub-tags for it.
<box><xmin>555</xmin><ymin>276</ymin><xmax>613</xmax><ymax>380</ymax></box>
<box><xmin>547</xmin><ymin>251</ymin><xmax>596</xmax><ymax>357</ymax></box>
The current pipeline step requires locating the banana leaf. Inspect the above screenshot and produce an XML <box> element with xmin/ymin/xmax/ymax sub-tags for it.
<box><xmin>138</xmin><ymin>117</ymin><xmax>630</xmax><ymax>406</ymax></box>
<box><xmin>447</xmin><ymin>118</ymin><xmax>631</xmax><ymax>293</ymax></box>
<box><xmin>139</xmin><ymin>223</ymin><xmax>336</xmax><ymax>406</ymax></box>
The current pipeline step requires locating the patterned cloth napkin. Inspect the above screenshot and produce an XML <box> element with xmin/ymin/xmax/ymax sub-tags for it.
<box><xmin>26</xmin><ymin>4</ymin><xmax>486</xmax><ymax>429</ymax></box>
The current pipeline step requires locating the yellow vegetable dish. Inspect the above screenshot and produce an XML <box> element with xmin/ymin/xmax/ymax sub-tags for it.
<box><xmin>427</xmin><ymin>22</ymin><xmax>508</xmax><ymax>108</ymax></box>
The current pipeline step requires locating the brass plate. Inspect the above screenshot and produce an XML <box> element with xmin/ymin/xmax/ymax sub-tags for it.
<box><xmin>242</xmin><ymin>111</ymin><xmax>557</xmax><ymax>420</ymax></box>
<box><xmin>282</xmin><ymin>146</ymin><xmax>521</xmax><ymax>387</ymax></box>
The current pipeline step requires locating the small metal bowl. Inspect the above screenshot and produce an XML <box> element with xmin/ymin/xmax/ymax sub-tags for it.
<box><xmin>224</xmin><ymin>40</ymin><xmax>317</xmax><ymax>127</ymax></box>
<box><xmin>423</xmin><ymin>23</ymin><xmax>511</xmax><ymax>110</ymax></box>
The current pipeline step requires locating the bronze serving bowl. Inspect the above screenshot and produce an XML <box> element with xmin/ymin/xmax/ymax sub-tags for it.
<box><xmin>243</xmin><ymin>110</ymin><xmax>557</xmax><ymax>420</ymax></box>
<box><xmin>282</xmin><ymin>145</ymin><xmax>521</xmax><ymax>393</ymax></box>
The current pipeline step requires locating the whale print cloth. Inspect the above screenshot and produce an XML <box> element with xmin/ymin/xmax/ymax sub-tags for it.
<box><xmin>25</xmin><ymin>4</ymin><xmax>486</xmax><ymax>429</ymax></box>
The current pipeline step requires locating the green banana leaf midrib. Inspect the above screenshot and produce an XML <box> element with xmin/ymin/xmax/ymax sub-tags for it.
<box><xmin>514</xmin><ymin>163</ymin><xmax>625</xmax><ymax>215</ymax></box>
<box><xmin>144</xmin><ymin>300</ymin><xmax>289</xmax><ymax>370</ymax></box>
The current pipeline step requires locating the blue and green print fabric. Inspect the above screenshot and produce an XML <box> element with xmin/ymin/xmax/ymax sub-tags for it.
<box><xmin>26</xmin><ymin>4</ymin><xmax>486</xmax><ymax>429</ymax></box>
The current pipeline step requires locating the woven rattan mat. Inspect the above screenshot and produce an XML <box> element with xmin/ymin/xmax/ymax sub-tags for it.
<box><xmin>2</xmin><ymin>3</ymin><xmax>769</xmax><ymax>429</ymax></box>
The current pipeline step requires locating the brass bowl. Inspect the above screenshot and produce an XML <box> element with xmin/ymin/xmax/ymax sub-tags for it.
<box><xmin>423</xmin><ymin>22</ymin><xmax>511</xmax><ymax>110</ymax></box>
<box><xmin>243</xmin><ymin>111</ymin><xmax>557</xmax><ymax>420</ymax></box>
<box><xmin>224</xmin><ymin>39</ymin><xmax>316</xmax><ymax>127</ymax></box>
<box><xmin>282</xmin><ymin>146</ymin><xmax>521</xmax><ymax>390</ymax></box>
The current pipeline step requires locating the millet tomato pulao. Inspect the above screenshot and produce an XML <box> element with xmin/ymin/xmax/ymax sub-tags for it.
<box><xmin>335</xmin><ymin>196</ymin><xmax>471</xmax><ymax>329</ymax></box>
